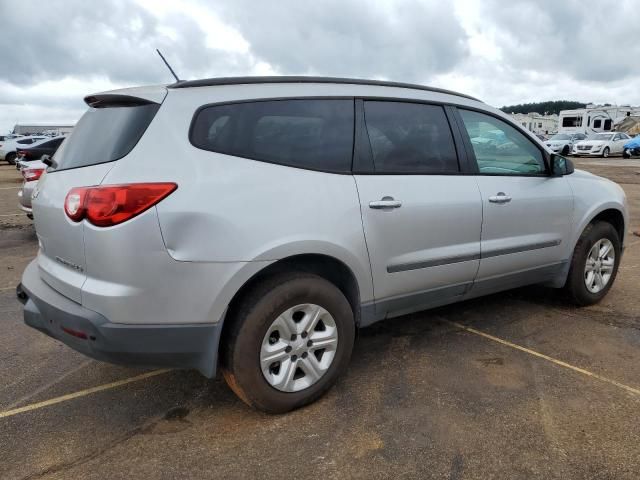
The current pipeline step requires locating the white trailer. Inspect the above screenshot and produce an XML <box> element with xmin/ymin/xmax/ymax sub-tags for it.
<box><xmin>558</xmin><ymin>105</ymin><xmax>640</xmax><ymax>135</ymax></box>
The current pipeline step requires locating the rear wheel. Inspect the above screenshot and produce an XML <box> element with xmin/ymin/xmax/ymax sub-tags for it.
<box><xmin>602</xmin><ymin>147</ymin><xmax>610</xmax><ymax>158</ymax></box>
<box><xmin>564</xmin><ymin>221</ymin><xmax>620</xmax><ymax>306</ymax></box>
<box><xmin>5</xmin><ymin>152</ymin><xmax>16</xmax><ymax>165</ymax></box>
<box><xmin>221</xmin><ymin>272</ymin><xmax>355</xmax><ymax>413</ymax></box>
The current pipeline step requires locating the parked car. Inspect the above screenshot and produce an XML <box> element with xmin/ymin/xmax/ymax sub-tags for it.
<box><xmin>0</xmin><ymin>134</ymin><xmax>23</xmax><ymax>142</ymax></box>
<box><xmin>0</xmin><ymin>135</ymin><xmax>47</xmax><ymax>164</ymax></box>
<box><xmin>15</xmin><ymin>136</ymin><xmax>66</xmax><ymax>170</ymax></box>
<box><xmin>545</xmin><ymin>132</ymin><xmax>587</xmax><ymax>155</ymax></box>
<box><xmin>622</xmin><ymin>135</ymin><xmax>640</xmax><ymax>158</ymax></box>
<box><xmin>17</xmin><ymin>160</ymin><xmax>47</xmax><ymax>219</ymax></box>
<box><xmin>572</xmin><ymin>132</ymin><xmax>631</xmax><ymax>157</ymax></box>
<box><xmin>17</xmin><ymin>77</ymin><xmax>629</xmax><ymax>413</ymax></box>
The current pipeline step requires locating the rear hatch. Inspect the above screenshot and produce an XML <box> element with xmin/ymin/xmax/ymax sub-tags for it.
<box><xmin>31</xmin><ymin>87</ymin><xmax>166</xmax><ymax>303</ymax></box>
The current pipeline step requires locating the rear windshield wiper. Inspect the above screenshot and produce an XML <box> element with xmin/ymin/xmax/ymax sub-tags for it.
<box><xmin>42</xmin><ymin>155</ymin><xmax>58</xmax><ymax>169</ymax></box>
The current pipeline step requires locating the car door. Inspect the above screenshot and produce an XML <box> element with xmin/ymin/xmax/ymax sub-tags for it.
<box><xmin>354</xmin><ymin>100</ymin><xmax>482</xmax><ymax>321</ymax></box>
<box><xmin>613</xmin><ymin>134</ymin><xmax>627</xmax><ymax>154</ymax></box>
<box><xmin>455</xmin><ymin>108</ymin><xmax>574</xmax><ymax>296</ymax></box>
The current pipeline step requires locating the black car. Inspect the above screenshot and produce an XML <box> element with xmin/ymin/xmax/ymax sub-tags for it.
<box><xmin>16</xmin><ymin>137</ymin><xmax>65</xmax><ymax>166</ymax></box>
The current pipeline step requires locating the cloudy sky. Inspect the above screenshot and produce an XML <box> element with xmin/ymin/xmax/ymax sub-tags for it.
<box><xmin>0</xmin><ymin>0</ymin><xmax>637</xmax><ymax>133</ymax></box>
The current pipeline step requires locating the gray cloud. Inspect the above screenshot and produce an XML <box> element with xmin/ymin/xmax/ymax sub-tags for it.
<box><xmin>481</xmin><ymin>0</ymin><xmax>639</xmax><ymax>83</ymax></box>
<box><xmin>1</xmin><ymin>0</ymin><xmax>639</xmax><ymax>133</ymax></box>
<box><xmin>215</xmin><ymin>0</ymin><xmax>469</xmax><ymax>82</ymax></box>
<box><xmin>0</xmin><ymin>0</ymin><xmax>252</xmax><ymax>87</ymax></box>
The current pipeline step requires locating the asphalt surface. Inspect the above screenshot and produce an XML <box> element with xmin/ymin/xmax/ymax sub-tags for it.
<box><xmin>1</xmin><ymin>159</ymin><xmax>640</xmax><ymax>479</ymax></box>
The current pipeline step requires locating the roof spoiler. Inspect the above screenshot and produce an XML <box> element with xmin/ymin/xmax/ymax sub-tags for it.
<box><xmin>84</xmin><ymin>86</ymin><xmax>168</xmax><ymax>108</ymax></box>
<box><xmin>84</xmin><ymin>94</ymin><xmax>157</xmax><ymax>108</ymax></box>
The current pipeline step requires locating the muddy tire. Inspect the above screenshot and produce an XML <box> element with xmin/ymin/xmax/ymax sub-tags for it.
<box><xmin>221</xmin><ymin>272</ymin><xmax>355</xmax><ymax>413</ymax></box>
<box><xmin>564</xmin><ymin>221</ymin><xmax>621</xmax><ymax>306</ymax></box>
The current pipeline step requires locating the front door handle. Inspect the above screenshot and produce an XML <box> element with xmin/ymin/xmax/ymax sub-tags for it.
<box><xmin>488</xmin><ymin>192</ymin><xmax>512</xmax><ymax>204</ymax></box>
<box><xmin>369</xmin><ymin>196</ymin><xmax>402</xmax><ymax>209</ymax></box>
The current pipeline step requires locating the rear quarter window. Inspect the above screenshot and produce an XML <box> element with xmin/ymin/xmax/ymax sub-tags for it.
<box><xmin>52</xmin><ymin>103</ymin><xmax>159</xmax><ymax>171</ymax></box>
<box><xmin>190</xmin><ymin>99</ymin><xmax>354</xmax><ymax>173</ymax></box>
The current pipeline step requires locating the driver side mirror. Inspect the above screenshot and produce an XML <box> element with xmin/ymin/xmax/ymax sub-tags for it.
<box><xmin>550</xmin><ymin>154</ymin><xmax>574</xmax><ymax>176</ymax></box>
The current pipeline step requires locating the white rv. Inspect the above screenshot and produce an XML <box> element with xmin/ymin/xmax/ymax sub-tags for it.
<box><xmin>558</xmin><ymin>105</ymin><xmax>640</xmax><ymax>135</ymax></box>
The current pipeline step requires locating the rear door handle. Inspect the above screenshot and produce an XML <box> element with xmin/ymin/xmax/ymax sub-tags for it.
<box><xmin>488</xmin><ymin>192</ymin><xmax>512</xmax><ymax>204</ymax></box>
<box><xmin>369</xmin><ymin>196</ymin><xmax>402</xmax><ymax>209</ymax></box>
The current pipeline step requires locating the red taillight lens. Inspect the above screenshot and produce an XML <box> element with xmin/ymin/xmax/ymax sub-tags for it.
<box><xmin>22</xmin><ymin>168</ymin><xmax>45</xmax><ymax>181</ymax></box>
<box><xmin>18</xmin><ymin>150</ymin><xmax>30</xmax><ymax>158</ymax></box>
<box><xmin>64</xmin><ymin>183</ymin><xmax>177</xmax><ymax>227</ymax></box>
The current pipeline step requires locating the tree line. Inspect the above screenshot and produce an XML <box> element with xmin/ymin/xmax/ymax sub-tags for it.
<box><xmin>500</xmin><ymin>100</ymin><xmax>587</xmax><ymax>115</ymax></box>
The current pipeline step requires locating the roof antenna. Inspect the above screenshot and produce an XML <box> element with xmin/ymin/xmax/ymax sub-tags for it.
<box><xmin>156</xmin><ymin>49</ymin><xmax>180</xmax><ymax>83</ymax></box>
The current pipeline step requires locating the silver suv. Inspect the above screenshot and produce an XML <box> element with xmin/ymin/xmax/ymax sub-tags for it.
<box><xmin>18</xmin><ymin>77</ymin><xmax>629</xmax><ymax>413</ymax></box>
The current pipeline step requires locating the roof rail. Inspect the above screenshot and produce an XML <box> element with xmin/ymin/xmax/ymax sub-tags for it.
<box><xmin>168</xmin><ymin>76</ymin><xmax>481</xmax><ymax>102</ymax></box>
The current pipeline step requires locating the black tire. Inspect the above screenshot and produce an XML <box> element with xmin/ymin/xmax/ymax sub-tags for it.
<box><xmin>5</xmin><ymin>152</ymin><xmax>16</xmax><ymax>165</ymax></box>
<box><xmin>564</xmin><ymin>221</ymin><xmax>621</xmax><ymax>306</ymax></box>
<box><xmin>623</xmin><ymin>151</ymin><xmax>630</xmax><ymax>159</ymax></box>
<box><xmin>562</xmin><ymin>145</ymin><xmax>570</xmax><ymax>155</ymax></box>
<box><xmin>221</xmin><ymin>272</ymin><xmax>355</xmax><ymax>413</ymax></box>
<box><xmin>602</xmin><ymin>147</ymin><xmax>610</xmax><ymax>158</ymax></box>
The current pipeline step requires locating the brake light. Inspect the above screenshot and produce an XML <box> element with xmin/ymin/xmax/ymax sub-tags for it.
<box><xmin>64</xmin><ymin>183</ymin><xmax>177</xmax><ymax>227</ymax></box>
<box><xmin>17</xmin><ymin>150</ymin><xmax>30</xmax><ymax>158</ymax></box>
<box><xmin>22</xmin><ymin>168</ymin><xmax>45</xmax><ymax>181</ymax></box>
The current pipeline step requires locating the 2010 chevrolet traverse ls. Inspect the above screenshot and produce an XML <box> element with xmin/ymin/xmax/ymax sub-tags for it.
<box><xmin>18</xmin><ymin>77</ymin><xmax>628</xmax><ymax>413</ymax></box>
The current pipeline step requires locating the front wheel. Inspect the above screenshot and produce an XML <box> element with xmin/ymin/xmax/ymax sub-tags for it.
<box><xmin>564</xmin><ymin>221</ymin><xmax>621</xmax><ymax>306</ymax></box>
<box><xmin>5</xmin><ymin>152</ymin><xmax>16</xmax><ymax>165</ymax></box>
<box><xmin>602</xmin><ymin>147</ymin><xmax>610</xmax><ymax>158</ymax></box>
<box><xmin>221</xmin><ymin>272</ymin><xmax>355</xmax><ymax>413</ymax></box>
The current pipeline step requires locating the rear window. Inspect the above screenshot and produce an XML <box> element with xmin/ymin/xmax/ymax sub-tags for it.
<box><xmin>190</xmin><ymin>99</ymin><xmax>354</xmax><ymax>173</ymax></box>
<box><xmin>53</xmin><ymin>103</ymin><xmax>159</xmax><ymax>171</ymax></box>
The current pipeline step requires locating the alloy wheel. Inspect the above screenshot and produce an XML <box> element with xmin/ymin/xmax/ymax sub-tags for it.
<box><xmin>260</xmin><ymin>303</ymin><xmax>338</xmax><ymax>392</ymax></box>
<box><xmin>584</xmin><ymin>238</ymin><xmax>615</xmax><ymax>293</ymax></box>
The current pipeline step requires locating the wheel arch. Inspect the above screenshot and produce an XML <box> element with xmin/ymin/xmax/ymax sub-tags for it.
<box><xmin>589</xmin><ymin>208</ymin><xmax>625</xmax><ymax>243</ymax></box>
<box><xmin>550</xmin><ymin>205</ymin><xmax>626</xmax><ymax>291</ymax></box>
<box><xmin>224</xmin><ymin>254</ymin><xmax>363</xmax><ymax>332</ymax></box>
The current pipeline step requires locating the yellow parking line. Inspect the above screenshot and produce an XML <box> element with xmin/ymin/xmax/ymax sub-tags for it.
<box><xmin>446</xmin><ymin>320</ymin><xmax>640</xmax><ymax>396</ymax></box>
<box><xmin>0</xmin><ymin>369</ymin><xmax>172</xmax><ymax>419</ymax></box>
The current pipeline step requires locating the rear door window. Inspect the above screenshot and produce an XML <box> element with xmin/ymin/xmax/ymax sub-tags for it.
<box><xmin>190</xmin><ymin>99</ymin><xmax>354</xmax><ymax>173</ymax></box>
<box><xmin>362</xmin><ymin>101</ymin><xmax>459</xmax><ymax>173</ymax></box>
<box><xmin>52</xmin><ymin>103</ymin><xmax>159</xmax><ymax>171</ymax></box>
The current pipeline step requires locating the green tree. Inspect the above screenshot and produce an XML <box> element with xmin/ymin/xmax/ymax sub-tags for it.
<box><xmin>500</xmin><ymin>101</ymin><xmax>587</xmax><ymax>115</ymax></box>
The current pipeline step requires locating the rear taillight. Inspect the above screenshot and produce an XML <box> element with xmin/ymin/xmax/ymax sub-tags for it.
<box><xmin>22</xmin><ymin>168</ymin><xmax>45</xmax><ymax>181</ymax></box>
<box><xmin>17</xmin><ymin>150</ymin><xmax>30</xmax><ymax>158</ymax></box>
<box><xmin>64</xmin><ymin>183</ymin><xmax>177</xmax><ymax>227</ymax></box>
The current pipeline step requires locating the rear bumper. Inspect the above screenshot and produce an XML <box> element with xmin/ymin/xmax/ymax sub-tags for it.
<box><xmin>19</xmin><ymin>260</ymin><xmax>222</xmax><ymax>378</ymax></box>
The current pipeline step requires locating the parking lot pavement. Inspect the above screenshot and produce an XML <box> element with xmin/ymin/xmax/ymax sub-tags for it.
<box><xmin>1</xmin><ymin>160</ymin><xmax>640</xmax><ymax>479</ymax></box>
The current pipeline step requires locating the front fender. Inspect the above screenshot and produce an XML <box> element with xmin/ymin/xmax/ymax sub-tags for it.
<box><xmin>567</xmin><ymin>171</ymin><xmax>629</xmax><ymax>252</ymax></box>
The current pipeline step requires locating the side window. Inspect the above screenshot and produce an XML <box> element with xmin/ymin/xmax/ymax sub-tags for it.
<box><xmin>191</xmin><ymin>99</ymin><xmax>354</xmax><ymax>173</ymax></box>
<box><xmin>459</xmin><ymin>109</ymin><xmax>546</xmax><ymax>175</ymax></box>
<box><xmin>603</xmin><ymin>119</ymin><xmax>612</xmax><ymax>131</ymax></box>
<box><xmin>362</xmin><ymin>101</ymin><xmax>459</xmax><ymax>173</ymax></box>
